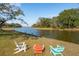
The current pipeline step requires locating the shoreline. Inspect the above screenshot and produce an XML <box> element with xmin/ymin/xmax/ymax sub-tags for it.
<box><xmin>0</xmin><ymin>28</ymin><xmax>79</xmax><ymax>56</ymax></box>
<box><xmin>2</xmin><ymin>27</ymin><xmax>79</xmax><ymax>31</ymax></box>
<box><xmin>35</xmin><ymin>28</ymin><xmax>79</xmax><ymax>31</ymax></box>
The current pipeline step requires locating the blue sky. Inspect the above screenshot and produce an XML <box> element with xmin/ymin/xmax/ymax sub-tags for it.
<box><xmin>7</xmin><ymin>3</ymin><xmax>79</xmax><ymax>27</ymax></box>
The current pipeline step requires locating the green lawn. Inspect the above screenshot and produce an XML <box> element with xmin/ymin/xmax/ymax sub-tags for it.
<box><xmin>0</xmin><ymin>32</ymin><xmax>51</xmax><ymax>56</ymax></box>
<box><xmin>0</xmin><ymin>30</ymin><xmax>79</xmax><ymax>56</ymax></box>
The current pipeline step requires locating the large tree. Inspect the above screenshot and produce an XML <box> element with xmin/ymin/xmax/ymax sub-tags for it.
<box><xmin>50</xmin><ymin>17</ymin><xmax>59</xmax><ymax>28</ymax></box>
<box><xmin>57</xmin><ymin>8</ymin><xmax>79</xmax><ymax>28</ymax></box>
<box><xmin>39</xmin><ymin>17</ymin><xmax>51</xmax><ymax>27</ymax></box>
<box><xmin>0</xmin><ymin>3</ymin><xmax>24</xmax><ymax>29</ymax></box>
<box><xmin>32</xmin><ymin>17</ymin><xmax>51</xmax><ymax>28</ymax></box>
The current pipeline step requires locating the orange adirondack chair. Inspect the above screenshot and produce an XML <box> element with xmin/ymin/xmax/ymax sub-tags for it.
<box><xmin>33</xmin><ymin>44</ymin><xmax>44</xmax><ymax>54</ymax></box>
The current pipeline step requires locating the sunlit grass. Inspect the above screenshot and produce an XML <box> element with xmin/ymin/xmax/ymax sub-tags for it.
<box><xmin>0</xmin><ymin>31</ymin><xmax>79</xmax><ymax>56</ymax></box>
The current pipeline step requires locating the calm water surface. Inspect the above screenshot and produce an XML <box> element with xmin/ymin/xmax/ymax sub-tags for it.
<box><xmin>15</xmin><ymin>27</ymin><xmax>79</xmax><ymax>44</ymax></box>
<box><xmin>40</xmin><ymin>30</ymin><xmax>79</xmax><ymax>44</ymax></box>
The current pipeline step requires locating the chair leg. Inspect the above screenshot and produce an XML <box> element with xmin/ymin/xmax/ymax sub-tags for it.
<box><xmin>24</xmin><ymin>49</ymin><xmax>26</xmax><ymax>52</ymax></box>
<box><xmin>14</xmin><ymin>50</ymin><xmax>21</xmax><ymax>54</ymax></box>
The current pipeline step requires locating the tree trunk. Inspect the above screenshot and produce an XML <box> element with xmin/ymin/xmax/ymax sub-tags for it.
<box><xmin>0</xmin><ymin>21</ymin><xmax>6</xmax><ymax>30</ymax></box>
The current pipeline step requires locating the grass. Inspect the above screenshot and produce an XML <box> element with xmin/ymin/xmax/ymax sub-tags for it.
<box><xmin>35</xmin><ymin>28</ymin><xmax>79</xmax><ymax>31</ymax></box>
<box><xmin>0</xmin><ymin>30</ymin><xmax>79</xmax><ymax>56</ymax></box>
<box><xmin>3</xmin><ymin>27</ymin><xmax>79</xmax><ymax>31</ymax></box>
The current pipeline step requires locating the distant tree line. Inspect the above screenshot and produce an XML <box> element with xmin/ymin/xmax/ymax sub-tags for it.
<box><xmin>3</xmin><ymin>23</ymin><xmax>22</xmax><ymax>28</ymax></box>
<box><xmin>32</xmin><ymin>8</ymin><xmax>79</xmax><ymax>28</ymax></box>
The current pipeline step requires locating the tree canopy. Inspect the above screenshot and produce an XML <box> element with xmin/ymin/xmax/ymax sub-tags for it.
<box><xmin>0</xmin><ymin>3</ymin><xmax>24</xmax><ymax>29</ymax></box>
<box><xmin>3</xmin><ymin>23</ymin><xmax>22</xmax><ymax>28</ymax></box>
<box><xmin>32</xmin><ymin>17</ymin><xmax>51</xmax><ymax>28</ymax></box>
<box><xmin>32</xmin><ymin>8</ymin><xmax>79</xmax><ymax>28</ymax></box>
<box><xmin>57</xmin><ymin>8</ymin><xmax>79</xmax><ymax>28</ymax></box>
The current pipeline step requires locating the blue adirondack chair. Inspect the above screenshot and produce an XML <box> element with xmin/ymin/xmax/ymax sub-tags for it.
<box><xmin>49</xmin><ymin>45</ymin><xmax>64</xmax><ymax>56</ymax></box>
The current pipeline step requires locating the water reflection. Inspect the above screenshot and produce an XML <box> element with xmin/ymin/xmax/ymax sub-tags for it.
<box><xmin>40</xmin><ymin>30</ymin><xmax>79</xmax><ymax>44</ymax></box>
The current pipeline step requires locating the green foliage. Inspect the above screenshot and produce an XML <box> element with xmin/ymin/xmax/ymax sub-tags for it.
<box><xmin>3</xmin><ymin>23</ymin><xmax>22</xmax><ymax>28</ymax></box>
<box><xmin>0</xmin><ymin>3</ymin><xmax>24</xmax><ymax>28</ymax></box>
<box><xmin>32</xmin><ymin>8</ymin><xmax>79</xmax><ymax>29</ymax></box>
<box><xmin>50</xmin><ymin>17</ymin><xmax>59</xmax><ymax>28</ymax></box>
<box><xmin>57</xmin><ymin>8</ymin><xmax>79</xmax><ymax>28</ymax></box>
<box><xmin>32</xmin><ymin>17</ymin><xmax>51</xmax><ymax>28</ymax></box>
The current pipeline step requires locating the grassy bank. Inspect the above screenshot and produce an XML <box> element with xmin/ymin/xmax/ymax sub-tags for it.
<box><xmin>0</xmin><ymin>30</ymin><xmax>79</xmax><ymax>56</ymax></box>
<box><xmin>2</xmin><ymin>27</ymin><xmax>79</xmax><ymax>31</ymax></box>
<box><xmin>35</xmin><ymin>28</ymin><xmax>79</xmax><ymax>31</ymax></box>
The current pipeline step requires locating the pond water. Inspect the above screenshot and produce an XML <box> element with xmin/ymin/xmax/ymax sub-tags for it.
<box><xmin>40</xmin><ymin>30</ymin><xmax>79</xmax><ymax>44</ymax></box>
<box><xmin>14</xmin><ymin>27</ymin><xmax>40</xmax><ymax>37</ymax></box>
<box><xmin>15</xmin><ymin>27</ymin><xmax>79</xmax><ymax>44</ymax></box>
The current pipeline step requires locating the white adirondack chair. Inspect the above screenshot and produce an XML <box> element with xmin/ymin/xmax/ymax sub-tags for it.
<box><xmin>14</xmin><ymin>41</ymin><xmax>27</xmax><ymax>54</ymax></box>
